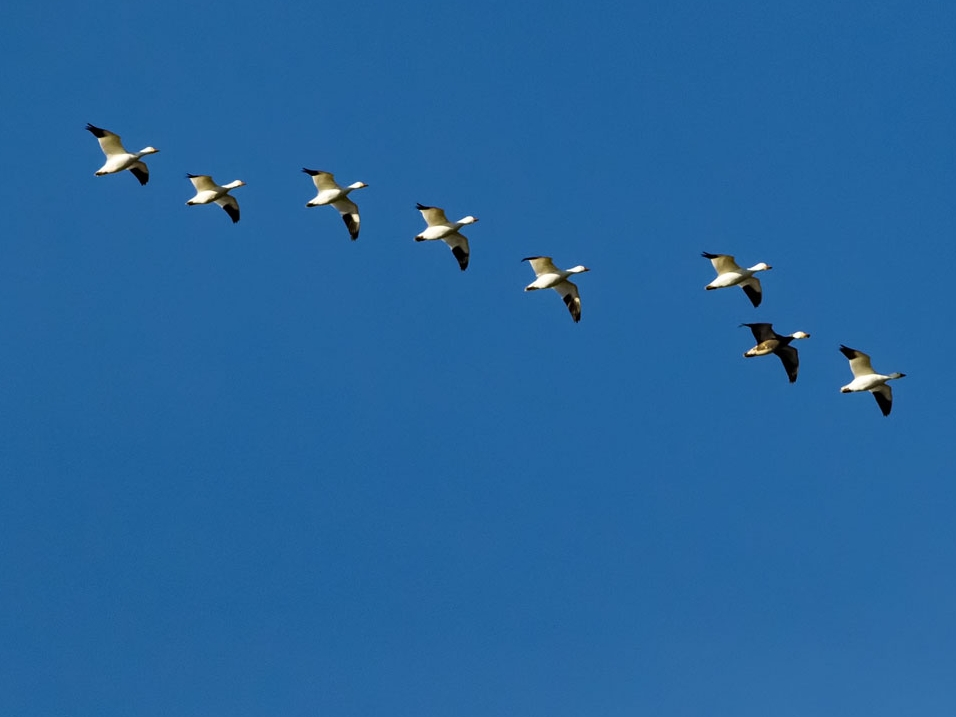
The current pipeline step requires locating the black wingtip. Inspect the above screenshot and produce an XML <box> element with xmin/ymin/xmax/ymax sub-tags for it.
<box><xmin>416</xmin><ymin>203</ymin><xmax>432</xmax><ymax>211</ymax></box>
<box><xmin>701</xmin><ymin>251</ymin><xmax>719</xmax><ymax>259</ymax></box>
<box><xmin>342</xmin><ymin>214</ymin><xmax>360</xmax><ymax>240</ymax></box>
<box><xmin>521</xmin><ymin>256</ymin><xmax>542</xmax><ymax>262</ymax></box>
<box><xmin>301</xmin><ymin>168</ymin><xmax>319</xmax><ymax>175</ymax></box>
<box><xmin>130</xmin><ymin>167</ymin><xmax>149</xmax><ymax>186</ymax></box>
<box><xmin>451</xmin><ymin>245</ymin><xmax>469</xmax><ymax>271</ymax></box>
<box><xmin>563</xmin><ymin>293</ymin><xmax>582</xmax><ymax>322</ymax></box>
<box><xmin>185</xmin><ymin>173</ymin><xmax>198</xmax><ymax>179</ymax></box>
<box><xmin>85</xmin><ymin>123</ymin><xmax>107</xmax><ymax>137</ymax></box>
<box><xmin>741</xmin><ymin>284</ymin><xmax>761</xmax><ymax>307</ymax></box>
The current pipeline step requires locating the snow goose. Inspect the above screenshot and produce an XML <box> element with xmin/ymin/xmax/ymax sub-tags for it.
<box><xmin>702</xmin><ymin>252</ymin><xmax>772</xmax><ymax>307</ymax></box>
<box><xmin>839</xmin><ymin>345</ymin><xmax>906</xmax><ymax>416</ymax></box>
<box><xmin>414</xmin><ymin>203</ymin><xmax>479</xmax><ymax>271</ymax></box>
<box><xmin>185</xmin><ymin>174</ymin><xmax>246</xmax><ymax>223</ymax></box>
<box><xmin>302</xmin><ymin>168</ymin><xmax>368</xmax><ymax>240</ymax></box>
<box><xmin>86</xmin><ymin>123</ymin><xmax>159</xmax><ymax>185</ymax></box>
<box><xmin>741</xmin><ymin>323</ymin><xmax>810</xmax><ymax>383</ymax></box>
<box><xmin>522</xmin><ymin>256</ymin><xmax>590</xmax><ymax>323</ymax></box>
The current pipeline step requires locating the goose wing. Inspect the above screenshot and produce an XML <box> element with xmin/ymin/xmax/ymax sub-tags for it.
<box><xmin>872</xmin><ymin>384</ymin><xmax>893</xmax><ymax>416</ymax></box>
<box><xmin>86</xmin><ymin>124</ymin><xmax>126</xmax><ymax>156</ymax></box>
<box><xmin>215</xmin><ymin>195</ymin><xmax>240</xmax><ymax>223</ymax></box>
<box><xmin>739</xmin><ymin>277</ymin><xmax>762</xmax><ymax>307</ymax></box>
<box><xmin>522</xmin><ymin>256</ymin><xmax>560</xmax><ymax>277</ymax></box>
<box><xmin>332</xmin><ymin>197</ymin><xmax>360</xmax><ymax>240</ymax></box>
<box><xmin>701</xmin><ymin>252</ymin><xmax>742</xmax><ymax>274</ymax></box>
<box><xmin>775</xmin><ymin>344</ymin><xmax>800</xmax><ymax>383</ymax></box>
<box><xmin>417</xmin><ymin>203</ymin><xmax>449</xmax><ymax>226</ymax></box>
<box><xmin>554</xmin><ymin>280</ymin><xmax>582</xmax><ymax>323</ymax></box>
<box><xmin>129</xmin><ymin>161</ymin><xmax>149</xmax><ymax>186</ymax></box>
<box><xmin>442</xmin><ymin>232</ymin><xmax>469</xmax><ymax>271</ymax></box>
<box><xmin>839</xmin><ymin>345</ymin><xmax>875</xmax><ymax>378</ymax></box>
<box><xmin>187</xmin><ymin>174</ymin><xmax>218</xmax><ymax>192</ymax></box>
<box><xmin>742</xmin><ymin>322</ymin><xmax>775</xmax><ymax>342</ymax></box>
<box><xmin>302</xmin><ymin>168</ymin><xmax>339</xmax><ymax>191</ymax></box>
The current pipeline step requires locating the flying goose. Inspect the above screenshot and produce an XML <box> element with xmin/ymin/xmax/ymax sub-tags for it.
<box><xmin>302</xmin><ymin>169</ymin><xmax>368</xmax><ymax>240</ymax></box>
<box><xmin>414</xmin><ymin>204</ymin><xmax>479</xmax><ymax>271</ymax></box>
<box><xmin>702</xmin><ymin>252</ymin><xmax>772</xmax><ymax>307</ymax></box>
<box><xmin>86</xmin><ymin>123</ymin><xmax>159</xmax><ymax>185</ymax></box>
<box><xmin>185</xmin><ymin>174</ymin><xmax>246</xmax><ymax>223</ymax></box>
<box><xmin>522</xmin><ymin>256</ymin><xmax>590</xmax><ymax>323</ymax></box>
<box><xmin>741</xmin><ymin>323</ymin><xmax>811</xmax><ymax>383</ymax></box>
<box><xmin>839</xmin><ymin>345</ymin><xmax>906</xmax><ymax>416</ymax></box>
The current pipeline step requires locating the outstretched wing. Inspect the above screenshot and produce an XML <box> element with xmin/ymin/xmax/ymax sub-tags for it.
<box><xmin>742</xmin><ymin>322</ymin><xmax>775</xmax><ymax>342</ymax></box>
<box><xmin>701</xmin><ymin>252</ymin><xmax>742</xmax><ymax>274</ymax></box>
<box><xmin>187</xmin><ymin>174</ymin><xmax>218</xmax><ymax>192</ymax></box>
<box><xmin>739</xmin><ymin>277</ymin><xmax>762</xmax><ymax>307</ymax></box>
<box><xmin>129</xmin><ymin>161</ymin><xmax>149</xmax><ymax>186</ymax></box>
<box><xmin>554</xmin><ymin>280</ymin><xmax>582</xmax><ymax>323</ymax></box>
<box><xmin>215</xmin><ymin>195</ymin><xmax>240</xmax><ymax>223</ymax></box>
<box><xmin>332</xmin><ymin>197</ymin><xmax>360</xmax><ymax>240</ymax></box>
<box><xmin>839</xmin><ymin>345</ymin><xmax>875</xmax><ymax>378</ymax></box>
<box><xmin>86</xmin><ymin>123</ymin><xmax>126</xmax><ymax>157</ymax></box>
<box><xmin>417</xmin><ymin>203</ymin><xmax>449</xmax><ymax>226</ymax></box>
<box><xmin>522</xmin><ymin>256</ymin><xmax>560</xmax><ymax>277</ymax></box>
<box><xmin>775</xmin><ymin>344</ymin><xmax>800</xmax><ymax>383</ymax></box>
<box><xmin>442</xmin><ymin>232</ymin><xmax>469</xmax><ymax>271</ymax></box>
<box><xmin>872</xmin><ymin>384</ymin><xmax>893</xmax><ymax>416</ymax></box>
<box><xmin>302</xmin><ymin>168</ymin><xmax>339</xmax><ymax>191</ymax></box>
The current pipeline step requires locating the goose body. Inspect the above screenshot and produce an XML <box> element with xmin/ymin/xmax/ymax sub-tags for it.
<box><xmin>702</xmin><ymin>252</ymin><xmax>772</xmax><ymax>307</ymax></box>
<box><xmin>86</xmin><ymin>123</ymin><xmax>159</xmax><ymax>185</ymax></box>
<box><xmin>414</xmin><ymin>203</ymin><xmax>479</xmax><ymax>271</ymax></box>
<box><xmin>741</xmin><ymin>323</ymin><xmax>810</xmax><ymax>383</ymax></box>
<box><xmin>839</xmin><ymin>345</ymin><xmax>905</xmax><ymax>416</ymax></box>
<box><xmin>522</xmin><ymin>256</ymin><xmax>590</xmax><ymax>323</ymax></box>
<box><xmin>302</xmin><ymin>168</ymin><xmax>367</xmax><ymax>240</ymax></box>
<box><xmin>185</xmin><ymin>174</ymin><xmax>246</xmax><ymax>223</ymax></box>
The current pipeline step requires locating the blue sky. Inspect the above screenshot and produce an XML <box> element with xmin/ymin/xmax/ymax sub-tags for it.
<box><xmin>2</xmin><ymin>0</ymin><xmax>955</xmax><ymax>714</ymax></box>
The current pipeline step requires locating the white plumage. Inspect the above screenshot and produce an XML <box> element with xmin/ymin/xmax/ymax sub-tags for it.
<box><xmin>702</xmin><ymin>252</ymin><xmax>772</xmax><ymax>307</ymax></box>
<box><xmin>185</xmin><ymin>174</ymin><xmax>246</xmax><ymax>224</ymax></box>
<box><xmin>522</xmin><ymin>256</ymin><xmax>590</xmax><ymax>323</ymax></box>
<box><xmin>86</xmin><ymin>123</ymin><xmax>159</xmax><ymax>186</ymax></box>
<box><xmin>302</xmin><ymin>168</ymin><xmax>367</xmax><ymax>240</ymax></box>
<box><xmin>414</xmin><ymin>203</ymin><xmax>479</xmax><ymax>271</ymax></box>
<box><xmin>839</xmin><ymin>345</ymin><xmax>906</xmax><ymax>416</ymax></box>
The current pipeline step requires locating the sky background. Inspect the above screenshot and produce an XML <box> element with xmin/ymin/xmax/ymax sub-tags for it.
<box><xmin>1</xmin><ymin>0</ymin><xmax>955</xmax><ymax>714</ymax></box>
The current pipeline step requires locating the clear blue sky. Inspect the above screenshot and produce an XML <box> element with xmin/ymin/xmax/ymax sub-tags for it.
<box><xmin>2</xmin><ymin>1</ymin><xmax>954</xmax><ymax>715</ymax></box>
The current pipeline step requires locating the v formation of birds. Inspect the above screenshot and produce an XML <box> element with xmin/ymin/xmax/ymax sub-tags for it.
<box><xmin>86</xmin><ymin>123</ymin><xmax>906</xmax><ymax>416</ymax></box>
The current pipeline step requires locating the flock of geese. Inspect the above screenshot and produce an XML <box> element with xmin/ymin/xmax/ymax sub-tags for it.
<box><xmin>86</xmin><ymin>123</ymin><xmax>906</xmax><ymax>416</ymax></box>
<box><xmin>701</xmin><ymin>252</ymin><xmax>906</xmax><ymax>415</ymax></box>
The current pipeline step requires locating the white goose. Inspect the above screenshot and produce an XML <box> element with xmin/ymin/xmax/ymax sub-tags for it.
<box><xmin>86</xmin><ymin>123</ymin><xmax>159</xmax><ymax>185</ymax></box>
<box><xmin>741</xmin><ymin>323</ymin><xmax>811</xmax><ymax>383</ymax></box>
<box><xmin>522</xmin><ymin>256</ymin><xmax>590</xmax><ymax>323</ymax></box>
<box><xmin>414</xmin><ymin>203</ymin><xmax>479</xmax><ymax>271</ymax></box>
<box><xmin>839</xmin><ymin>345</ymin><xmax>906</xmax><ymax>416</ymax></box>
<box><xmin>702</xmin><ymin>252</ymin><xmax>772</xmax><ymax>307</ymax></box>
<box><xmin>185</xmin><ymin>174</ymin><xmax>246</xmax><ymax>224</ymax></box>
<box><xmin>302</xmin><ymin>168</ymin><xmax>368</xmax><ymax>240</ymax></box>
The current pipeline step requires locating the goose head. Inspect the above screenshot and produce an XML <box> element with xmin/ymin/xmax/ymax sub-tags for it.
<box><xmin>790</xmin><ymin>331</ymin><xmax>811</xmax><ymax>339</ymax></box>
<box><xmin>749</xmin><ymin>262</ymin><xmax>772</xmax><ymax>272</ymax></box>
<box><xmin>224</xmin><ymin>180</ymin><xmax>246</xmax><ymax>190</ymax></box>
<box><xmin>458</xmin><ymin>216</ymin><xmax>479</xmax><ymax>225</ymax></box>
<box><xmin>568</xmin><ymin>265</ymin><xmax>590</xmax><ymax>274</ymax></box>
<box><xmin>348</xmin><ymin>181</ymin><xmax>369</xmax><ymax>190</ymax></box>
<box><xmin>137</xmin><ymin>146</ymin><xmax>160</xmax><ymax>156</ymax></box>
